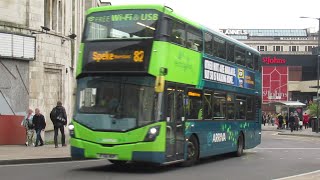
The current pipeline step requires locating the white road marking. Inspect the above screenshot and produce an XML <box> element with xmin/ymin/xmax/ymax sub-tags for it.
<box><xmin>273</xmin><ymin>169</ymin><xmax>320</xmax><ymax>180</ymax></box>
<box><xmin>0</xmin><ymin>159</ymin><xmax>104</xmax><ymax>168</ymax></box>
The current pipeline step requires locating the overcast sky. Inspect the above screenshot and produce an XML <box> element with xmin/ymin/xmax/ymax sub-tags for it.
<box><xmin>110</xmin><ymin>0</ymin><xmax>320</xmax><ymax>31</ymax></box>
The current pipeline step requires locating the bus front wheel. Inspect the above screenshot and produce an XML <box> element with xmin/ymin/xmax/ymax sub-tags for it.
<box><xmin>181</xmin><ymin>135</ymin><xmax>199</xmax><ymax>167</ymax></box>
<box><xmin>234</xmin><ymin>134</ymin><xmax>244</xmax><ymax>157</ymax></box>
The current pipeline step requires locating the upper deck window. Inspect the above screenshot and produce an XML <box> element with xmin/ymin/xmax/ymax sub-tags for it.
<box><xmin>213</xmin><ymin>36</ymin><xmax>226</xmax><ymax>59</ymax></box>
<box><xmin>204</xmin><ymin>33</ymin><xmax>213</xmax><ymax>55</ymax></box>
<box><xmin>170</xmin><ymin>21</ymin><xmax>186</xmax><ymax>46</ymax></box>
<box><xmin>246</xmin><ymin>51</ymin><xmax>253</xmax><ymax>69</ymax></box>
<box><xmin>186</xmin><ymin>27</ymin><xmax>203</xmax><ymax>51</ymax></box>
<box><xmin>235</xmin><ymin>46</ymin><xmax>246</xmax><ymax>66</ymax></box>
<box><xmin>84</xmin><ymin>10</ymin><xmax>159</xmax><ymax>41</ymax></box>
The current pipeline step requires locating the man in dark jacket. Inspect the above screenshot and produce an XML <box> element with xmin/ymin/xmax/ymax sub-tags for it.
<box><xmin>288</xmin><ymin>112</ymin><xmax>295</xmax><ymax>132</ymax></box>
<box><xmin>50</xmin><ymin>101</ymin><xmax>67</xmax><ymax>148</ymax></box>
<box><xmin>278</xmin><ymin>114</ymin><xmax>284</xmax><ymax>129</ymax></box>
<box><xmin>33</xmin><ymin>108</ymin><xmax>46</xmax><ymax>147</ymax></box>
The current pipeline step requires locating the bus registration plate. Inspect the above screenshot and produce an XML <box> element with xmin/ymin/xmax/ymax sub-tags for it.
<box><xmin>98</xmin><ymin>154</ymin><xmax>118</xmax><ymax>159</ymax></box>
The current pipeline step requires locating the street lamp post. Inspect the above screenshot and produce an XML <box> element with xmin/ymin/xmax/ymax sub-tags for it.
<box><xmin>300</xmin><ymin>16</ymin><xmax>320</xmax><ymax>133</ymax></box>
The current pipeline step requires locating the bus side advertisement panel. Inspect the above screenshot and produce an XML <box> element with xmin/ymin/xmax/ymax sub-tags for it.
<box><xmin>203</xmin><ymin>59</ymin><xmax>256</xmax><ymax>90</ymax></box>
<box><xmin>149</xmin><ymin>41</ymin><xmax>201</xmax><ymax>85</ymax></box>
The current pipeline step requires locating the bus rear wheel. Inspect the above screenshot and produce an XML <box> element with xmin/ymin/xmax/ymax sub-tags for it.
<box><xmin>181</xmin><ymin>135</ymin><xmax>199</xmax><ymax>167</ymax></box>
<box><xmin>109</xmin><ymin>160</ymin><xmax>127</xmax><ymax>166</ymax></box>
<box><xmin>234</xmin><ymin>134</ymin><xmax>244</xmax><ymax>157</ymax></box>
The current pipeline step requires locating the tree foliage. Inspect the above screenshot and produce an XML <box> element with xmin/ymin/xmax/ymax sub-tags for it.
<box><xmin>308</xmin><ymin>103</ymin><xmax>320</xmax><ymax>117</ymax></box>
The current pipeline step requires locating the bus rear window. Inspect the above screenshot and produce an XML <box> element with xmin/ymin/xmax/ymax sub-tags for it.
<box><xmin>84</xmin><ymin>10</ymin><xmax>159</xmax><ymax>40</ymax></box>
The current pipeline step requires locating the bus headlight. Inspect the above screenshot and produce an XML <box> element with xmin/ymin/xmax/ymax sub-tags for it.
<box><xmin>68</xmin><ymin>123</ymin><xmax>75</xmax><ymax>138</ymax></box>
<box><xmin>144</xmin><ymin>125</ymin><xmax>160</xmax><ymax>142</ymax></box>
<box><xmin>150</xmin><ymin>127</ymin><xmax>157</xmax><ymax>134</ymax></box>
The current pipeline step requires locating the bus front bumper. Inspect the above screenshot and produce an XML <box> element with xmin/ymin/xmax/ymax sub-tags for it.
<box><xmin>70</xmin><ymin>138</ymin><xmax>165</xmax><ymax>164</ymax></box>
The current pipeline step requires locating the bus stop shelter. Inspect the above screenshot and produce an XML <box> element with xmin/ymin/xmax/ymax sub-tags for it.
<box><xmin>271</xmin><ymin>101</ymin><xmax>306</xmax><ymax>107</ymax></box>
<box><xmin>267</xmin><ymin>101</ymin><xmax>306</xmax><ymax>117</ymax></box>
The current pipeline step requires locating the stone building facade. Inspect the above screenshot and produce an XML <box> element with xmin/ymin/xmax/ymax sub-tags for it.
<box><xmin>0</xmin><ymin>0</ymin><xmax>102</xmax><ymax>144</ymax></box>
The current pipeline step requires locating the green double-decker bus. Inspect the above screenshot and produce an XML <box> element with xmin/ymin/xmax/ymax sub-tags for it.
<box><xmin>69</xmin><ymin>4</ymin><xmax>262</xmax><ymax>166</ymax></box>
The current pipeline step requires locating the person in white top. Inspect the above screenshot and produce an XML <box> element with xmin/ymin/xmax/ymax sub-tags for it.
<box><xmin>21</xmin><ymin>109</ymin><xmax>35</xmax><ymax>146</ymax></box>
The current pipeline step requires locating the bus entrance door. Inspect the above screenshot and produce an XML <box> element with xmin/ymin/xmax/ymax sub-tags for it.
<box><xmin>165</xmin><ymin>85</ymin><xmax>185</xmax><ymax>162</ymax></box>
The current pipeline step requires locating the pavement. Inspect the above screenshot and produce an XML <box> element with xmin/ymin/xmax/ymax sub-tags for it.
<box><xmin>0</xmin><ymin>144</ymin><xmax>71</xmax><ymax>165</ymax></box>
<box><xmin>262</xmin><ymin>125</ymin><xmax>320</xmax><ymax>138</ymax></box>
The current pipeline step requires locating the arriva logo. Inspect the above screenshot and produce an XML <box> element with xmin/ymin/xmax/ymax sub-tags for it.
<box><xmin>212</xmin><ymin>133</ymin><xmax>227</xmax><ymax>143</ymax></box>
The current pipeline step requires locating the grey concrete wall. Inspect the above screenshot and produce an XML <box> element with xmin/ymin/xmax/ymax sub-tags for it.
<box><xmin>0</xmin><ymin>59</ymin><xmax>29</xmax><ymax>115</ymax></box>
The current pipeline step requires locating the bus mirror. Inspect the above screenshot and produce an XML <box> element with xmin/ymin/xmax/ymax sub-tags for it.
<box><xmin>155</xmin><ymin>76</ymin><xmax>165</xmax><ymax>93</ymax></box>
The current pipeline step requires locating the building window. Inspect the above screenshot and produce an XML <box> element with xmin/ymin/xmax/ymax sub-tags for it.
<box><xmin>289</xmin><ymin>46</ymin><xmax>299</xmax><ymax>52</ymax></box>
<box><xmin>58</xmin><ymin>0</ymin><xmax>62</xmax><ymax>32</ymax></box>
<box><xmin>44</xmin><ymin>0</ymin><xmax>51</xmax><ymax>28</ymax></box>
<box><xmin>305</xmin><ymin>46</ymin><xmax>314</xmax><ymax>52</ymax></box>
<box><xmin>44</xmin><ymin>0</ymin><xmax>64</xmax><ymax>32</ymax></box>
<box><xmin>52</xmin><ymin>0</ymin><xmax>57</xmax><ymax>30</ymax></box>
<box><xmin>257</xmin><ymin>45</ymin><xmax>267</xmax><ymax>51</ymax></box>
<box><xmin>273</xmin><ymin>46</ymin><xmax>283</xmax><ymax>52</ymax></box>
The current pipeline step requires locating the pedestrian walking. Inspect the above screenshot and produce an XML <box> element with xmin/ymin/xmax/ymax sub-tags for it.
<box><xmin>262</xmin><ymin>112</ymin><xmax>267</xmax><ymax>126</ymax></box>
<box><xmin>294</xmin><ymin>114</ymin><xmax>300</xmax><ymax>131</ymax></box>
<box><xmin>299</xmin><ymin>119</ymin><xmax>303</xmax><ymax>130</ymax></box>
<box><xmin>50</xmin><ymin>101</ymin><xmax>67</xmax><ymax>148</ymax></box>
<box><xmin>272</xmin><ymin>113</ymin><xmax>276</xmax><ymax>126</ymax></box>
<box><xmin>33</xmin><ymin>108</ymin><xmax>46</xmax><ymax>147</ymax></box>
<box><xmin>283</xmin><ymin>118</ymin><xmax>286</xmax><ymax>129</ymax></box>
<box><xmin>285</xmin><ymin>114</ymin><xmax>289</xmax><ymax>129</ymax></box>
<box><xmin>267</xmin><ymin>113</ymin><xmax>272</xmax><ymax>125</ymax></box>
<box><xmin>289</xmin><ymin>112</ymin><xmax>295</xmax><ymax>132</ymax></box>
<box><xmin>278</xmin><ymin>113</ymin><xmax>284</xmax><ymax>129</ymax></box>
<box><xmin>303</xmin><ymin>113</ymin><xmax>309</xmax><ymax>129</ymax></box>
<box><xmin>21</xmin><ymin>109</ymin><xmax>35</xmax><ymax>146</ymax></box>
